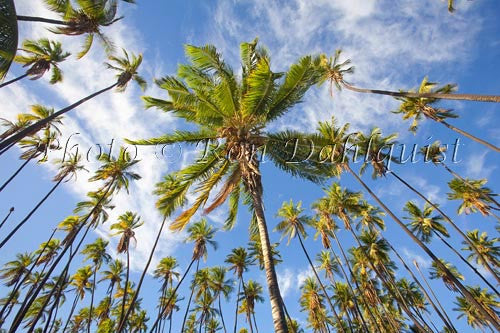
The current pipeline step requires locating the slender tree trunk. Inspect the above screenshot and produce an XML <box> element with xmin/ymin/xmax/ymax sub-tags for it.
<box><xmin>346</xmin><ymin>164</ymin><xmax>500</xmax><ymax>330</ymax></box>
<box><xmin>181</xmin><ymin>261</ymin><xmax>199</xmax><ymax>333</ymax></box>
<box><xmin>117</xmin><ymin>215</ymin><xmax>170</xmax><ymax>332</ymax></box>
<box><xmin>233</xmin><ymin>278</ymin><xmax>242</xmax><ymax>333</ymax></box>
<box><xmin>246</xmin><ymin>308</ymin><xmax>254</xmax><ymax>333</ymax></box>
<box><xmin>0</xmin><ymin>177</ymin><xmax>64</xmax><ymax>249</ymax></box>
<box><xmin>0</xmin><ymin>141</ymin><xmax>16</xmax><ymax>156</ymax></box>
<box><xmin>437</xmin><ymin>120</ymin><xmax>499</xmax><ymax>152</ymax></box>
<box><xmin>341</xmin><ymin>81</ymin><xmax>500</xmax><ymax>103</ymax></box>
<box><xmin>242</xmin><ymin>163</ymin><xmax>288</xmax><ymax>333</ymax></box>
<box><xmin>62</xmin><ymin>294</ymin><xmax>79</xmax><ymax>333</ymax></box>
<box><xmin>0</xmin><ymin>152</ymin><xmax>36</xmax><ymax>192</ymax></box>
<box><xmin>295</xmin><ymin>232</ymin><xmax>345</xmax><ymax>332</ymax></box>
<box><xmin>218</xmin><ymin>294</ymin><xmax>227</xmax><ymax>333</ymax></box>
<box><xmin>0</xmin><ymin>207</ymin><xmax>14</xmax><ymax>232</ymax></box>
<box><xmin>16</xmin><ymin>15</ymin><xmax>69</xmax><ymax>25</ymax></box>
<box><xmin>252</xmin><ymin>312</ymin><xmax>259</xmax><ymax>333</ymax></box>
<box><xmin>118</xmin><ymin>250</ymin><xmax>131</xmax><ymax>328</ymax></box>
<box><xmin>0</xmin><ymin>82</ymin><xmax>118</xmax><ymax>152</ymax></box>
<box><xmin>388</xmin><ymin>170</ymin><xmax>500</xmax><ymax>285</ymax></box>
<box><xmin>42</xmin><ymin>267</ymin><xmax>68</xmax><ymax>333</ymax></box>
<box><xmin>0</xmin><ymin>73</ymin><xmax>29</xmax><ymax>89</ymax></box>
<box><xmin>168</xmin><ymin>313</ymin><xmax>172</xmax><ymax>333</ymax></box>
<box><xmin>87</xmin><ymin>267</ymin><xmax>98</xmax><ymax>333</ymax></box>
<box><xmin>9</xmin><ymin>182</ymin><xmax>115</xmax><ymax>333</ymax></box>
<box><xmin>149</xmin><ymin>257</ymin><xmax>197</xmax><ymax>332</ymax></box>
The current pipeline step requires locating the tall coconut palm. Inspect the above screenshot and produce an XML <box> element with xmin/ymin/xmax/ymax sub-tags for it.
<box><xmin>0</xmin><ymin>152</ymin><xmax>85</xmax><ymax>248</ymax></box>
<box><xmin>392</xmin><ymin>77</ymin><xmax>499</xmax><ymax>152</ymax></box>
<box><xmin>9</xmin><ymin>147</ymin><xmax>140</xmax><ymax>332</ymax></box>
<box><xmin>111</xmin><ymin>211</ymin><xmax>143</xmax><ymax>328</ymax></box>
<box><xmin>62</xmin><ymin>265</ymin><xmax>93</xmax><ymax>332</ymax></box>
<box><xmin>148</xmin><ymin>219</ymin><xmax>217</xmax><ymax>333</ymax></box>
<box><xmin>0</xmin><ymin>39</ymin><xmax>69</xmax><ymax>89</ymax></box>
<box><xmin>157</xmin><ymin>287</ymin><xmax>182</xmax><ymax>333</ymax></box>
<box><xmin>320</xmin><ymin>49</ymin><xmax>500</xmax><ymax>103</ymax></box>
<box><xmin>454</xmin><ymin>286</ymin><xmax>500</xmax><ymax>332</ymax></box>
<box><xmin>447</xmin><ymin>178</ymin><xmax>498</xmax><ymax>218</ymax></box>
<box><xmin>209</xmin><ymin>266</ymin><xmax>233</xmax><ymax>333</ymax></box>
<box><xmin>275</xmin><ymin>200</ymin><xmax>345</xmax><ymax>331</ymax></box>
<box><xmin>225</xmin><ymin>247</ymin><xmax>254</xmax><ymax>333</ymax></box>
<box><xmin>0</xmin><ymin>253</ymin><xmax>33</xmax><ymax>288</ymax></box>
<box><xmin>404</xmin><ymin>201</ymin><xmax>498</xmax><ymax>294</ymax></box>
<box><xmin>153</xmin><ymin>256</ymin><xmax>179</xmax><ymax>331</ymax></box>
<box><xmin>0</xmin><ymin>114</ymin><xmax>31</xmax><ymax>141</ymax></box>
<box><xmin>0</xmin><ymin>49</ymin><xmax>145</xmax><ymax>151</ymax></box>
<box><xmin>238</xmin><ymin>280</ymin><xmax>264</xmax><ymax>333</ymax></box>
<box><xmin>299</xmin><ymin>277</ymin><xmax>333</xmax><ymax>332</ymax></box>
<box><xmin>429</xmin><ymin>259</ymin><xmax>465</xmax><ymax>292</ymax></box>
<box><xmin>81</xmin><ymin>238</ymin><xmax>111</xmax><ymax>333</ymax></box>
<box><xmin>462</xmin><ymin>230</ymin><xmax>500</xmax><ymax>271</ymax></box>
<box><xmin>100</xmin><ymin>259</ymin><xmax>124</xmax><ymax>316</ymax></box>
<box><xmin>126</xmin><ymin>39</ymin><xmax>328</xmax><ymax>333</ymax></box>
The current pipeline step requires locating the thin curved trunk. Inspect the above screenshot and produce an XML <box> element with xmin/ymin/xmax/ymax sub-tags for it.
<box><xmin>0</xmin><ymin>141</ymin><xmax>16</xmax><ymax>156</ymax></box>
<box><xmin>242</xmin><ymin>163</ymin><xmax>288</xmax><ymax>333</ymax></box>
<box><xmin>16</xmin><ymin>15</ymin><xmax>70</xmax><ymax>25</ymax></box>
<box><xmin>295</xmin><ymin>232</ymin><xmax>345</xmax><ymax>332</ymax></box>
<box><xmin>181</xmin><ymin>261</ymin><xmax>200</xmax><ymax>333</ymax></box>
<box><xmin>156</xmin><ymin>286</ymin><xmax>167</xmax><ymax>333</ymax></box>
<box><xmin>233</xmin><ymin>278</ymin><xmax>242</xmax><ymax>333</ymax></box>
<box><xmin>149</xmin><ymin>257</ymin><xmax>197</xmax><ymax>332</ymax></box>
<box><xmin>388</xmin><ymin>170</ymin><xmax>500</xmax><ymax>285</ymax></box>
<box><xmin>62</xmin><ymin>294</ymin><xmax>79</xmax><ymax>333</ymax></box>
<box><xmin>87</xmin><ymin>267</ymin><xmax>98</xmax><ymax>333</ymax></box>
<box><xmin>0</xmin><ymin>73</ymin><xmax>29</xmax><ymax>89</ymax></box>
<box><xmin>341</xmin><ymin>81</ymin><xmax>500</xmax><ymax>103</ymax></box>
<box><xmin>246</xmin><ymin>307</ymin><xmax>254</xmax><ymax>333</ymax></box>
<box><xmin>326</xmin><ymin>273</ymin><xmax>355</xmax><ymax>332</ymax></box>
<box><xmin>117</xmin><ymin>215</ymin><xmax>170</xmax><ymax>332</ymax></box>
<box><xmin>438</xmin><ymin>120</ymin><xmax>499</xmax><ymax>152</ymax></box>
<box><xmin>118</xmin><ymin>250</ymin><xmax>131</xmax><ymax>327</ymax></box>
<box><xmin>218</xmin><ymin>294</ymin><xmax>227</xmax><ymax>333</ymax></box>
<box><xmin>0</xmin><ymin>152</ymin><xmax>36</xmax><ymax>192</ymax></box>
<box><xmin>412</xmin><ymin>260</ymin><xmax>457</xmax><ymax>333</ymax></box>
<box><xmin>9</xmin><ymin>182</ymin><xmax>115</xmax><ymax>333</ymax></box>
<box><xmin>346</xmin><ymin>164</ymin><xmax>500</xmax><ymax>330</ymax></box>
<box><xmin>252</xmin><ymin>312</ymin><xmax>258</xmax><ymax>333</ymax></box>
<box><xmin>0</xmin><ymin>177</ymin><xmax>64</xmax><ymax>249</ymax></box>
<box><xmin>0</xmin><ymin>82</ymin><xmax>118</xmax><ymax>152</ymax></box>
<box><xmin>441</xmin><ymin>163</ymin><xmax>500</xmax><ymax>209</ymax></box>
<box><xmin>42</xmin><ymin>267</ymin><xmax>68</xmax><ymax>333</ymax></box>
<box><xmin>0</xmin><ymin>207</ymin><xmax>14</xmax><ymax>231</ymax></box>
<box><xmin>168</xmin><ymin>313</ymin><xmax>172</xmax><ymax>333</ymax></box>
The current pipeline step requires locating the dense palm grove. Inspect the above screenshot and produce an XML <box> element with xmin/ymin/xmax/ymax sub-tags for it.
<box><xmin>0</xmin><ymin>0</ymin><xmax>499</xmax><ymax>332</ymax></box>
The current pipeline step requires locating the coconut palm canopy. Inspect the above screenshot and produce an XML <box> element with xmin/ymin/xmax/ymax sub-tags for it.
<box><xmin>0</xmin><ymin>1</ymin><xmax>499</xmax><ymax>332</ymax></box>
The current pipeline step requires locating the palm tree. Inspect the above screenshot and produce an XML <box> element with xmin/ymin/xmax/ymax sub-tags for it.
<box><xmin>448</xmin><ymin>177</ymin><xmax>498</xmax><ymax>217</ymax></box>
<box><xmin>111</xmin><ymin>211</ymin><xmax>143</xmax><ymax>328</ymax></box>
<box><xmin>275</xmin><ymin>199</ymin><xmax>345</xmax><ymax>331</ymax></box>
<box><xmin>99</xmin><ymin>259</ymin><xmax>124</xmax><ymax>317</ymax></box>
<box><xmin>0</xmin><ymin>39</ymin><xmax>69</xmax><ymax>88</ymax></box>
<box><xmin>0</xmin><ymin>152</ymin><xmax>85</xmax><ymax>248</ymax></box>
<box><xmin>0</xmin><ymin>252</ymin><xmax>33</xmax><ymax>288</ymax></box>
<box><xmin>0</xmin><ymin>114</ymin><xmax>31</xmax><ymax>141</ymax></box>
<box><xmin>454</xmin><ymin>286</ymin><xmax>500</xmax><ymax>332</ymax></box>
<box><xmin>404</xmin><ymin>201</ymin><xmax>498</xmax><ymax>294</ymax></box>
<box><xmin>127</xmin><ymin>40</ymin><xmax>328</xmax><ymax>332</ymax></box>
<box><xmin>320</xmin><ymin>50</ymin><xmax>500</xmax><ymax>103</ymax></box>
<box><xmin>157</xmin><ymin>287</ymin><xmax>182</xmax><ymax>333</ymax></box>
<box><xmin>238</xmin><ymin>280</ymin><xmax>264</xmax><ymax>333</ymax></box>
<box><xmin>81</xmin><ymin>238</ymin><xmax>111</xmax><ymax>333</ymax></box>
<box><xmin>462</xmin><ymin>230</ymin><xmax>500</xmax><ymax>271</ymax></box>
<box><xmin>299</xmin><ymin>277</ymin><xmax>333</xmax><ymax>332</ymax></box>
<box><xmin>225</xmin><ymin>247</ymin><xmax>254</xmax><ymax>333</ymax></box>
<box><xmin>0</xmin><ymin>290</ymin><xmax>20</xmax><ymax>326</ymax></box>
<box><xmin>153</xmin><ymin>256</ymin><xmax>179</xmax><ymax>331</ymax></box>
<box><xmin>429</xmin><ymin>259</ymin><xmax>465</xmax><ymax>292</ymax></box>
<box><xmin>16</xmin><ymin>0</ymin><xmax>129</xmax><ymax>58</ymax></box>
<box><xmin>9</xmin><ymin>147</ymin><xmax>140</xmax><ymax>332</ymax></box>
<box><xmin>209</xmin><ymin>266</ymin><xmax>233</xmax><ymax>333</ymax></box>
<box><xmin>0</xmin><ymin>49</ymin><xmax>145</xmax><ymax>151</ymax></box>
<box><xmin>392</xmin><ymin>77</ymin><xmax>499</xmax><ymax>152</ymax></box>
<box><xmin>62</xmin><ymin>266</ymin><xmax>93</xmax><ymax>332</ymax></box>
<box><xmin>0</xmin><ymin>0</ymin><xmax>17</xmax><ymax>80</ymax></box>
<box><xmin>148</xmin><ymin>219</ymin><xmax>217</xmax><ymax>333</ymax></box>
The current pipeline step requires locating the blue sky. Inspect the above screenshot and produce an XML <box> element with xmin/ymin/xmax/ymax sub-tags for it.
<box><xmin>0</xmin><ymin>0</ymin><xmax>499</xmax><ymax>331</ymax></box>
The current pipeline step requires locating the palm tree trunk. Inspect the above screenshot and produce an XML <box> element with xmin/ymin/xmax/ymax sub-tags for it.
<box><xmin>87</xmin><ymin>267</ymin><xmax>98</xmax><ymax>333</ymax></box>
<box><xmin>149</xmin><ymin>257</ymin><xmax>197</xmax><ymax>332</ymax></box>
<box><xmin>252</xmin><ymin>312</ymin><xmax>259</xmax><ymax>333</ymax></box>
<box><xmin>118</xmin><ymin>250</ymin><xmax>131</xmax><ymax>328</ymax></box>
<box><xmin>0</xmin><ymin>152</ymin><xmax>36</xmax><ymax>192</ymax></box>
<box><xmin>168</xmin><ymin>313</ymin><xmax>172</xmax><ymax>333</ymax></box>
<box><xmin>233</xmin><ymin>278</ymin><xmax>242</xmax><ymax>333</ymax></box>
<box><xmin>0</xmin><ymin>207</ymin><xmax>14</xmax><ymax>231</ymax></box>
<box><xmin>42</xmin><ymin>267</ymin><xmax>68</xmax><ymax>333</ymax></box>
<box><xmin>346</xmin><ymin>163</ymin><xmax>500</xmax><ymax>330</ymax></box>
<box><xmin>441</xmin><ymin>163</ymin><xmax>500</xmax><ymax>208</ymax></box>
<box><xmin>246</xmin><ymin>308</ymin><xmax>254</xmax><ymax>333</ymax></box>
<box><xmin>181</xmin><ymin>261</ymin><xmax>199</xmax><ymax>333</ymax></box>
<box><xmin>9</xmin><ymin>181</ymin><xmax>115</xmax><ymax>333</ymax></box>
<box><xmin>341</xmin><ymin>81</ymin><xmax>500</xmax><ymax>103</ymax></box>
<box><xmin>412</xmin><ymin>260</ymin><xmax>457</xmax><ymax>333</ymax></box>
<box><xmin>117</xmin><ymin>215</ymin><xmax>170</xmax><ymax>333</ymax></box>
<box><xmin>242</xmin><ymin>166</ymin><xmax>288</xmax><ymax>333</ymax></box>
<box><xmin>388</xmin><ymin>170</ymin><xmax>500</xmax><ymax>285</ymax></box>
<box><xmin>62</xmin><ymin>294</ymin><xmax>80</xmax><ymax>333</ymax></box>
<box><xmin>16</xmin><ymin>15</ymin><xmax>70</xmax><ymax>25</ymax></box>
<box><xmin>0</xmin><ymin>141</ymin><xmax>16</xmax><ymax>156</ymax></box>
<box><xmin>0</xmin><ymin>73</ymin><xmax>29</xmax><ymax>89</ymax></box>
<box><xmin>438</xmin><ymin>120</ymin><xmax>499</xmax><ymax>152</ymax></box>
<box><xmin>218</xmin><ymin>294</ymin><xmax>227</xmax><ymax>333</ymax></box>
<box><xmin>0</xmin><ymin>82</ymin><xmax>118</xmax><ymax>152</ymax></box>
<box><xmin>0</xmin><ymin>177</ymin><xmax>64</xmax><ymax>249</ymax></box>
<box><xmin>295</xmin><ymin>232</ymin><xmax>346</xmax><ymax>332</ymax></box>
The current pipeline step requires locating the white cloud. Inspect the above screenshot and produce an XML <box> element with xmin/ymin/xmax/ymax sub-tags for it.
<box><xmin>277</xmin><ymin>268</ymin><xmax>295</xmax><ymax>299</ymax></box>
<box><xmin>403</xmin><ymin>247</ymin><xmax>432</xmax><ymax>269</ymax></box>
<box><xmin>464</xmin><ymin>151</ymin><xmax>496</xmax><ymax>179</ymax></box>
